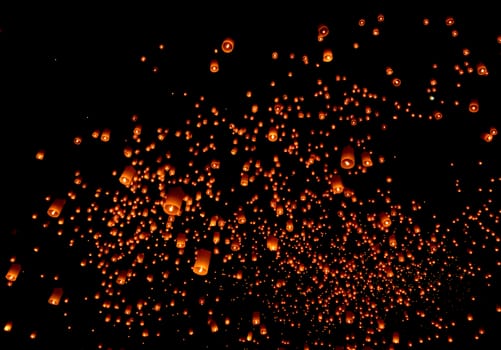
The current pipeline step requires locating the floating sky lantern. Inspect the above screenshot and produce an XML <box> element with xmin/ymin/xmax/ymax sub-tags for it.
<box><xmin>193</xmin><ymin>249</ymin><xmax>211</xmax><ymax>276</ymax></box>
<box><xmin>47</xmin><ymin>198</ymin><xmax>66</xmax><ymax>218</ymax></box>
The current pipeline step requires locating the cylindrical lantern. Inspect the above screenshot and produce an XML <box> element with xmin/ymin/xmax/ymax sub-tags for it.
<box><xmin>3</xmin><ymin>321</ymin><xmax>13</xmax><ymax>332</ymax></box>
<box><xmin>476</xmin><ymin>62</ymin><xmax>488</xmax><ymax>76</ymax></box>
<box><xmin>345</xmin><ymin>310</ymin><xmax>355</xmax><ymax>324</ymax></box>
<box><xmin>468</xmin><ymin>99</ymin><xmax>479</xmax><ymax>113</ymax></box>
<box><xmin>48</xmin><ymin>287</ymin><xmax>63</xmax><ymax>305</ymax></box>
<box><xmin>240</xmin><ymin>173</ymin><xmax>249</xmax><ymax>186</ymax></box>
<box><xmin>221</xmin><ymin>37</ymin><xmax>235</xmax><ymax>53</ymax></box>
<box><xmin>231</xmin><ymin>239</ymin><xmax>241</xmax><ymax>251</ymax></box>
<box><xmin>237</xmin><ymin>212</ymin><xmax>246</xmax><ymax>224</ymax></box>
<box><xmin>119</xmin><ymin>165</ymin><xmax>136</xmax><ymax>186</ymax></box>
<box><xmin>47</xmin><ymin>198</ymin><xmax>66</xmax><ymax>218</ymax></box>
<box><xmin>193</xmin><ymin>249</ymin><xmax>211</xmax><ymax>276</ymax></box>
<box><xmin>361</xmin><ymin>151</ymin><xmax>373</xmax><ymax>167</ymax></box>
<box><xmin>377</xmin><ymin>319</ymin><xmax>385</xmax><ymax>330</ymax></box>
<box><xmin>285</xmin><ymin>219</ymin><xmax>294</xmax><ymax>232</ymax></box>
<box><xmin>340</xmin><ymin>145</ymin><xmax>355</xmax><ymax>169</ymax></box>
<box><xmin>213</xmin><ymin>232</ymin><xmax>220</xmax><ymax>244</ymax></box>
<box><xmin>389</xmin><ymin>234</ymin><xmax>397</xmax><ymax>248</ymax></box>
<box><xmin>323</xmin><ymin>48</ymin><xmax>333</xmax><ymax>62</ymax></box>
<box><xmin>116</xmin><ymin>270</ymin><xmax>127</xmax><ymax>285</ymax></box>
<box><xmin>392</xmin><ymin>331</ymin><xmax>400</xmax><ymax>344</ymax></box>
<box><xmin>176</xmin><ymin>233</ymin><xmax>186</xmax><ymax>249</ymax></box>
<box><xmin>35</xmin><ymin>150</ymin><xmax>45</xmax><ymax>160</ymax></box>
<box><xmin>267</xmin><ymin>236</ymin><xmax>279</xmax><ymax>251</ymax></box>
<box><xmin>331</xmin><ymin>174</ymin><xmax>344</xmax><ymax>194</ymax></box>
<box><xmin>5</xmin><ymin>263</ymin><xmax>21</xmax><ymax>282</ymax></box>
<box><xmin>163</xmin><ymin>187</ymin><xmax>185</xmax><ymax>216</ymax></box>
<box><xmin>210</xmin><ymin>59</ymin><xmax>219</xmax><ymax>73</ymax></box>
<box><xmin>252</xmin><ymin>311</ymin><xmax>260</xmax><ymax>325</ymax></box>
<box><xmin>379</xmin><ymin>212</ymin><xmax>392</xmax><ymax>228</ymax></box>
<box><xmin>481</xmin><ymin>132</ymin><xmax>493</xmax><ymax>142</ymax></box>
<box><xmin>100</xmin><ymin>128</ymin><xmax>111</xmax><ymax>142</ymax></box>
<box><xmin>267</xmin><ymin>127</ymin><xmax>278</xmax><ymax>142</ymax></box>
<box><xmin>209</xmin><ymin>319</ymin><xmax>219</xmax><ymax>332</ymax></box>
<box><xmin>317</xmin><ymin>24</ymin><xmax>329</xmax><ymax>41</ymax></box>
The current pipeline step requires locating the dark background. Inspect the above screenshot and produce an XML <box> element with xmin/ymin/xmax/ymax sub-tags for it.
<box><xmin>0</xmin><ymin>3</ymin><xmax>500</xmax><ymax>349</ymax></box>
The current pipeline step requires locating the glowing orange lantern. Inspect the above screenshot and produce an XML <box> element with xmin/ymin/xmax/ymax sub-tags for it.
<box><xmin>209</xmin><ymin>319</ymin><xmax>219</xmax><ymax>332</ymax></box>
<box><xmin>47</xmin><ymin>198</ymin><xmax>66</xmax><ymax>218</ymax></box>
<box><xmin>389</xmin><ymin>234</ymin><xmax>397</xmax><ymax>248</ymax></box>
<box><xmin>193</xmin><ymin>249</ymin><xmax>211</xmax><ymax>276</ymax></box>
<box><xmin>323</xmin><ymin>48</ymin><xmax>333</xmax><ymax>62</ymax></box>
<box><xmin>476</xmin><ymin>63</ymin><xmax>488</xmax><ymax>75</ymax></box>
<box><xmin>345</xmin><ymin>310</ymin><xmax>355</xmax><ymax>324</ymax></box>
<box><xmin>237</xmin><ymin>211</ymin><xmax>246</xmax><ymax>224</ymax></box>
<box><xmin>377</xmin><ymin>319</ymin><xmax>385</xmax><ymax>329</ymax></box>
<box><xmin>252</xmin><ymin>311</ymin><xmax>260</xmax><ymax>325</ymax></box>
<box><xmin>231</xmin><ymin>239</ymin><xmax>241</xmax><ymax>251</ymax></box>
<box><xmin>361</xmin><ymin>151</ymin><xmax>373</xmax><ymax>167</ymax></box>
<box><xmin>379</xmin><ymin>212</ymin><xmax>392</xmax><ymax>228</ymax></box>
<box><xmin>317</xmin><ymin>24</ymin><xmax>329</xmax><ymax>41</ymax></box>
<box><xmin>213</xmin><ymin>232</ymin><xmax>220</xmax><ymax>244</ymax></box>
<box><xmin>481</xmin><ymin>132</ymin><xmax>493</xmax><ymax>142</ymax></box>
<box><xmin>176</xmin><ymin>233</ymin><xmax>186</xmax><ymax>249</ymax></box>
<box><xmin>267</xmin><ymin>127</ymin><xmax>278</xmax><ymax>142</ymax></box>
<box><xmin>210</xmin><ymin>59</ymin><xmax>219</xmax><ymax>73</ymax></box>
<box><xmin>35</xmin><ymin>150</ymin><xmax>45</xmax><ymax>160</ymax></box>
<box><xmin>240</xmin><ymin>173</ymin><xmax>249</xmax><ymax>186</ymax></box>
<box><xmin>48</xmin><ymin>287</ymin><xmax>63</xmax><ymax>305</ymax></box>
<box><xmin>100</xmin><ymin>128</ymin><xmax>111</xmax><ymax>142</ymax></box>
<box><xmin>331</xmin><ymin>175</ymin><xmax>344</xmax><ymax>194</ymax></box>
<box><xmin>116</xmin><ymin>270</ymin><xmax>127</xmax><ymax>285</ymax></box>
<box><xmin>3</xmin><ymin>321</ymin><xmax>13</xmax><ymax>332</ymax></box>
<box><xmin>392</xmin><ymin>331</ymin><xmax>400</xmax><ymax>344</ymax></box>
<box><xmin>5</xmin><ymin>263</ymin><xmax>21</xmax><ymax>282</ymax></box>
<box><xmin>221</xmin><ymin>37</ymin><xmax>235</xmax><ymax>53</ymax></box>
<box><xmin>468</xmin><ymin>99</ymin><xmax>479</xmax><ymax>113</ymax></box>
<box><xmin>163</xmin><ymin>186</ymin><xmax>185</xmax><ymax>216</ymax></box>
<box><xmin>119</xmin><ymin>165</ymin><xmax>136</xmax><ymax>186</ymax></box>
<box><xmin>340</xmin><ymin>145</ymin><xmax>355</xmax><ymax>169</ymax></box>
<box><xmin>267</xmin><ymin>236</ymin><xmax>279</xmax><ymax>251</ymax></box>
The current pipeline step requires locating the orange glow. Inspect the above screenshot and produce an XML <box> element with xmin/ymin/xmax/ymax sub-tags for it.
<box><xmin>5</xmin><ymin>263</ymin><xmax>21</xmax><ymax>282</ymax></box>
<box><xmin>162</xmin><ymin>186</ymin><xmax>185</xmax><ymax>216</ymax></box>
<box><xmin>48</xmin><ymin>287</ymin><xmax>63</xmax><ymax>305</ymax></box>
<box><xmin>340</xmin><ymin>145</ymin><xmax>355</xmax><ymax>169</ymax></box>
<box><xmin>193</xmin><ymin>249</ymin><xmax>211</xmax><ymax>276</ymax></box>
<box><xmin>322</xmin><ymin>48</ymin><xmax>333</xmax><ymax>62</ymax></box>
<box><xmin>210</xmin><ymin>59</ymin><xmax>219</xmax><ymax>73</ymax></box>
<box><xmin>47</xmin><ymin>198</ymin><xmax>66</xmax><ymax>218</ymax></box>
<box><xmin>267</xmin><ymin>236</ymin><xmax>279</xmax><ymax>251</ymax></box>
<box><xmin>221</xmin><ymin>38</ymin><xmax>235</xmax><ymax>53</ymax></box>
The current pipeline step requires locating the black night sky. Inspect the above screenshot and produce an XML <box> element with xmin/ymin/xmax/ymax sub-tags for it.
<box><xmin>0</xmin><ymin>3</ymin><xmax>500</xmax><ymax>350</ymax></box>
